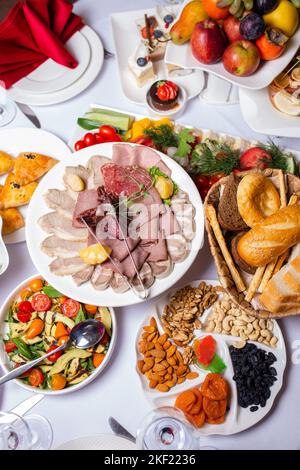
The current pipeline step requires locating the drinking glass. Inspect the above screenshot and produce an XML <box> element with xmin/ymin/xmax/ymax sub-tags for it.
<box><xmin>0</xmin><ymin>411</ymin><xmax>53</xmax><ymax>450</ymax></box>
<box><xmin>0</xmin><ymin>88</ymin><xmax>16</xmax><ymax>127</ymax></box>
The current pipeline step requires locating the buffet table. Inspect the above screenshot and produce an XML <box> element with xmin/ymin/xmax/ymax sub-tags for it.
<box><xmin>1</xmin><ymin>0</ymin><xmax>300</xmax><ymax>450</ymax></box>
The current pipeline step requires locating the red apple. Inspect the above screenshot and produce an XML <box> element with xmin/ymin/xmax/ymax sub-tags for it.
<box><xmin>223</xmin><ymin>15</ymin><xmax>243</xmax><ymax>43</ymax></box>
<box><xmin>222</xmin><ymin>40</ymin><xmax>260</xmax><ymax>77</ymax></box>
<box><xmin>191</xmin><ymin>19</ymin><xmax>228</xmax><ymax>65</ymax></box>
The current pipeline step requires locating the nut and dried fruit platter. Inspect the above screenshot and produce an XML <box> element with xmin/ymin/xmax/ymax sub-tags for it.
<box><xmin>135</xmin><ymin>280</ymin><xmax>286</xmax><ymax>435</ymax></box>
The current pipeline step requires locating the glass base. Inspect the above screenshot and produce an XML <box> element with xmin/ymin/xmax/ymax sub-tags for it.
<box><xmin>25</xmin><ymin>415</ymin><xmax>53</xmax><ymax>450</ymax></box>
<box><xmin>0</xmin><ymin>101</ymin><xmax>16</xmax><ymax>127</ymax></box>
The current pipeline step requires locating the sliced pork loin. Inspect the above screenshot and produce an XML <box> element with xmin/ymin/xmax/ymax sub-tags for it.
<box><xmin>44</xmin><ymin>189</ymin><xmax>76</xmax><ymax>219</ymax></box>
<box><xmin>87</xmin><ymin>155</ymin><xmax>110</xmax><ymax>187</ymax></box>
<box><xmin>72</xmin><ymin>265</ymin><xmax>94</xmax><ymax>286</ymax></box>
<box><xmin>175</xmin><ymin>216</ymin><xmax>196</xmax><ymax>241</ymax></box>
<box><xmin>166</xmin><ymin>234</ymin><xmax>190</xmax><ymax>263</ymax></box>
<box><xmin>39</xmin><ymin>212</ymin><xmax>87</xmax><ymax>241</ymax></box>
<box><xmin>63</xmin><ymin>165</ymin><xmax>91</xmax><ymax>190</ymax></box>
<box><xmin>149</xmin><ymin>257</ymin><xmax>173</xmax><ymax>279</ymax></box>
<box><xmin>132</xmin><ymin>262</ymin><xmax>154</xmax><ymax>290</ymax></box>
<box><xmin>41</xmin><ymin>236</ymin><xmax>87</xmax><ymax>259</ymax></box>
<box><xmin>110</xmin><ymin>273</ymin><xmax>130</xmax><ymax>293</ymax></box>
<box><xmin>91</xmin><ymin>266</ymin><xmax>114</xmax><ymax>290</ymax></box>
<box><xmin>49</xmin><ymin>257</ymin><xmax>88</xmax><ymax>276</ymax></box>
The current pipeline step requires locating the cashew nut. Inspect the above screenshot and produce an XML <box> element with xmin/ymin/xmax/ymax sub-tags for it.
<box><xmin>233</xmin><ymin>319</ymin><xmax>246</xmax><ymax>327</ymax></box>
<box><xmin>205</xmin><ymin>321</ymin><xmax>215</xmax><ymax>333</ymax></box>
<box><xmin>222</xmin><ymin>315</ymin><xmax>235</xmax><ymax>332</ymax></box>
<box><xmin>240</xmin><ymin>313</ymin><xmax>255</xmax><ymax>323</ymax></box>
<box><xmin>270</xmin><ymin>336</ymin><xmax>278</xmax><ymax>348</ymax></box>
<box><xmin>233</xmin><ymin>340</ymin><xmax>246</xmax><ymax>349</ymax></box>
<box><xmin>267</xmin><ymin>320</ymin><xmax>274</xmax><ymax>331</ymax></box>
<box><xmin>215</xmin><ymin>322</ymin><xmax>222</xmax><ymax>334</ymax></box>
<box><xmin>217</xmin><ymin>311</ymin><xmax>226</xmax><ymax>322</ymax></box>
<box><xmin>260</xmin><ymin>329</ymin><xmax>272</xmax><ymax>341</ymax></box>
<box><xmin>248</xmin><ymin>330</ymin><xmax>260</xmax><ymax>341</ymax></box>
<box><xmin>245</xmin><ymin>323</ymin><xmax>254</xmax><ymax>335</ymax></box>
<box><xmin>259</xmin><ymin>319</ymin><xmax>266</xmax><ymax>329</ymax></box>
<box><xmin>253</xmin><ymin>319</ymin><xmax>259</xmax><ymax>330</ymax></box>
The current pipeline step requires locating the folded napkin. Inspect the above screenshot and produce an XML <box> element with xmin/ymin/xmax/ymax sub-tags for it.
<box><xmin>0</xmin><ymin>0</ymin><xmax>84</xmax><ymax>89</ymax></box>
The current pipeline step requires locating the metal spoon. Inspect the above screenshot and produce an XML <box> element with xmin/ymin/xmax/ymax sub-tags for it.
<box><xmin>0</xmin><ymin>319</ymin><xmax>104</xmax><ymax>386</ymax></box>
<box><xmin>0</xmin><ymin>217</ymin><xmax>9</xmax><ymax>276</ymax></box>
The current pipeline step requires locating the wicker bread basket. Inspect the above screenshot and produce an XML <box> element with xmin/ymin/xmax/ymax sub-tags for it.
<box><xmin>204</xmin><ymin>168</ymin><xmax>300</xmax><ymax>319</ymax></box>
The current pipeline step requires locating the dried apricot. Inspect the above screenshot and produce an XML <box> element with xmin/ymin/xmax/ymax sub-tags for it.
<box><xmin>187</xmin><ymin>410</ymin><xmax>206</xmax><ymax>428</ymax></box>
<box><xmin>203</xmin><ymin>397</ymin><xmax>227</xmax><ymax>419</ymax></box>
<box><xmin>206</xmin><ymin>415</ymin><xmax>225</xmax><ymax>425</ymax></box>
<box><xmin>189</xmin><ymin>396</ymin><xmax>203</xmax><ymax>415</ymax></box>
<box><xmin>201</xmin><ymin>373</ymin><xmax>228</xmax><ymax>400</ymax></box>
<box><xmin>175</xmin><ymin>390</ymin><xmax>196</xmax><ymax>413</ymax></box>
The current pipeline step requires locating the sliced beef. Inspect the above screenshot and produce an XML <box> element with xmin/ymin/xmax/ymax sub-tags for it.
<box><xmin>218</xmin><ymin>174</ymin><xmax>248</xmax><ymax>232</ymax></box>
<box><xmin>230</xmin><ymin>231</ymin><xmax>255</xmax><ymax>275</ymax></box>
<box><xmin>73</xmin><ymin>189</ymin><xmax>99</xmax><ymax>228</ymax></box>
<box><xmin>101</xmin><ymin>163</ymin><xmax>152</xmax><ymax>198</ymax></box>
<box><xmin>102</xmin><ymin>245</ymin><xmax>149</xmax><ymax>279</ymax></box>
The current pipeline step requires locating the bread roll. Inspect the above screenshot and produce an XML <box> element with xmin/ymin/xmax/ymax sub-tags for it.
<box><xmin>237</xmin><ymin>205</ymin><xmax>300</xmax><ymax>267</ymax></box>
<box><xmin>237</xmin><ymin>173</ymin><xmax>280</xmax><ymax>228</ymax></box>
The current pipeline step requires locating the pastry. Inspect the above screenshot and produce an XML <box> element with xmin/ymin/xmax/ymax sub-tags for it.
<box><xmin>230</xmin><ymin>232</ymin><xmax>256</xmax><ymax>275</ymax></box>
<box><xmin>148</xmin><ymin>80</ymin><xmax>180</xmax><ymax>111</ymax></box>
<box><xmin>237</xmin><ymin>205</ymin><xmax>300</xmax><ymax>267</ymax></box>
<box><xmin>0</xmin><ymin>150</ymin><xmax>14</xmax><ymax>175</ymax></box>
<box><xmin>0</xmin><ymin>185</ymin><xmax>24</xmax><ymax>235</ymax></box>
<box><xmin>128</xmin><ymin>42</ymin><xmax>156</xmax><ymax>88</ymax></box>
<box><xmin>218</xmin><ymin>173</ymin><xmax>248</xmax><ymax>232</ymax></box>
<box><xmin>237</xmin><ymin>173</ymin><xmax>280</xmax><ymax>228</ymax></box>
<box><xmin>0</xmin><ymin>173</ymin><xmax>38</xmax><ymax>209</ymax></box>
<box><xmin>13</xmin><ymin>152</ymin><xmax>58</xmax><ymax>185</ymax></box>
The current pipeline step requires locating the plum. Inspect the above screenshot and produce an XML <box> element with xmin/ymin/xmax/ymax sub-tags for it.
<box><xmin>240</xmin><ymin>13</ymin><xmax>265</xmax><ymax>41</ymax></box>
<box><xmin>254</xmin><ymin>0</ymin><xmax>278</xmax><ymax>15</ymax></box>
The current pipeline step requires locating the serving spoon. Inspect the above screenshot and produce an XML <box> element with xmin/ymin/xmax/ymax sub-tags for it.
<box><xmin>0</xmin><ymin>217</ymin><xmax>9</xmax><ymax>276</ymax></box>
<box><xmin>0</xmin><ymin>319</ymin><xmax>105</xmax><ymax>386</ymax></box>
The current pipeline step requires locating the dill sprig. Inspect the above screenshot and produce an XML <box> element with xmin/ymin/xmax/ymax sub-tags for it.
<box><xmin>190</xmin><ymin>140</ymin><xmax>240</xmax><ymax>176</ymax></box>
<box><xmin>259</xmin><ymin>140</ymin><xmax>296</xmax><ymax>172</ymax></box>
<box><xmin>144</xmin><ymin>125</ymin><xmax>178</xmax><ymax>150</ymax></box>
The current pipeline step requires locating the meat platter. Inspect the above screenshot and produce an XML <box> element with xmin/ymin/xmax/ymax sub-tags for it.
<box><xmin>25</xmin><ymin>142</ymin><xmax>204</xmax><ymax>306</ymax></box>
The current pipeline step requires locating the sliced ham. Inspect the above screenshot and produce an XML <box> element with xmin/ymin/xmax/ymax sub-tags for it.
<box><xmin>87</xmin><ymin>155</ymin><xmax>110</xmax><ymax>187</ymax></box>
<box><xmin>73</xmin><ymin>189</ymin><xmax>99</xmax><ymax>228</ymax></box>
<box><xmin>112</xmin><ymin>143</ymin><xmax>171</xmax><ymax>177</ymax></box>
<box><xmin>44</xmin><ymin>189</ymin><xmax>76</xmax><ymax>219</ymax></box>
<box><xmin>39</xmin><ymin>212</ymin><xmax>87</xmax><ymax>241</ymax></box>
<box><xmin>140</xmin><ymin>236</ymin><xmax>168</xmax><ymax>262</ymax></box>
<box><xmin>91</xmin><ymin>266</ymin><xmax>114</xmax><ymax>290</ymax></box>
<box><xmin>149</xmin><ymin>257</ymin><xmax>173</xmax><ymax>279</ymax></box>
<box><xmin>41</xmin><ymin>236</ymin><xmax>86</xmax><ymax>259</ymax></box>
<box><xmin>160</xmin><ymin>205</ymin><xmax>181</xmax><ymax>237</ymax></box>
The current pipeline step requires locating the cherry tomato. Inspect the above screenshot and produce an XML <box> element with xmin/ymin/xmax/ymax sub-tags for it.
<box><xmin>141</xmin><ymin>25</ymin><xmax>154</xmax><ymax>39</ymax></box>
<box><xmin>100</xmin><ymin>331</ymin><xmax>110</xmax><ymax>346</ymax></box>
<box><xmin>202</xmin><ymin>0</ymin><xmax>230</xmax><ymax>19</ymax></box>
<box><xmin>62</xmin><ymin>298</ymin><xmax>80</xmax><ymax>318</ymax></box>
<box><xmin>5</xmin><ymin>340</ymin><xmax>17</xmax><ymax>353</ymax></box>
<box><xmin>58</xmin><ymin>335</ymin><xmax>70</xmax><ymax>346</ymax></box>
<box><xmin>193</xmin><ymin>175</ymin><xmax>210</xmax><ymax>190</ymax></box>
<box><xmin>84</xmin><ymin>132</ymin><xmax>96</xmax><ymax>146</ymax></box>
<box><xmin>17</xmin><ymin>301</ymin><xmax>34</xmax><ymax>324</ymax></box>
<box><xmin>31</xmin><ymin>294</ymin><xmax>52</xmax><ymax>312</ymax></box>
<box><xmin>28</xmin><ymin>368</ymin><xmax>44</xmax><ymax>387</ymax></box>
<box><xmin>84</xmin><ymin>304</ymin><xmax>98</xmax><ymax>314</ymax></box>
<box><xmin>58</xmin><ymin>296</ymin><xmax>67</xmax><ymax>304</ymax></box>
<box><xmin>256</xmin><ymin>27</ymin><xmax>287</xmax><ymax>61</ymax></box>
<box><xmin>17</xmin><ymin>312</ymin><xmax>32</xmax><ymax>323</ymax></box>
<box><xmin>95</xmin><ymin>133</ymin><xmax>105</xmax><ymax>144</ymax></box>
<box><xmin>19</xmin><ymin>288</ymin><xmax>31</xmax><ymax>300</ymax></box>
<box><xmin>239</xmin><ymin>147</ymin><xmax>272</xmax><ymax>171</ymax></box>
<box><xmin>103</xmin><ymin>134</ymin><xmax>122</xmax><ymax>143</ymax></box>
<box><xmin>99</xmin><ymin>125</ymin><xmax>117</xmax><ymax>140</ymax></box>
<box><xmin>74</xmin><ymin>140</ymin><xmax>86</xmax><ymax>151</ymax></box>
<box><xmin>199</xmin><ymin>186</ymin><xmax>209</xmax><ymax>201</ymax></box>
<box><xmin>51</xmin><ymin>374</ymin><xmax>67</xmax><ymax>390</ymax></box>
<box><xmin>47</xmin><ymin>345</ymin><xmax>63</xmax><ymax>363</ymax></box>
<box><xmin>208</xmin><ymin>173</ymin><xmax>225</xmax><ymax>187</ymax></box>
<box><xmin>130</xmin><ymin>136</ymin><xmax>155</xmax><ymax>148</ymax></box>
<box><xmin>28</xmin><ymin>278</ymin><xmax>44</xmax><ymax>293</ymax></box>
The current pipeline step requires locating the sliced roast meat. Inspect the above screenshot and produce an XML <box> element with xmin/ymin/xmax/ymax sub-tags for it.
<box><xmin>49</xmin><ymin>257</ymin><xmax>87</xmax><ymax>276</ymax></box>
<box><xmin>63</xmin><ymin>165</ymin><xmax>91</xmax><ymax>190</ymax></box>
<box><xmin>171</xmin><ymin>201</ymin><xmax>195</xmax><ymax>219</ymax></box>
<box><xmin>110</xmin><ymin>273</ymin><xmax>130</xmax><ymax>293</ymax></box>
<box><xmin>87</xmin><ymin>155</ymin><xmax>110</xmax><ymax>187</ymax></box>
<box><xmin>44</xmin><ymin>189</ymin><xmax>76</xmax><ymax>219</ymax></box>
<box><xmin>100</xmin><ymin>237</ymin><xmax>140</xmax><ymax>262</ymax></box>
<box><xmin>175</xmin><ymin>216</ymin><xmax>196</xmax><ymax>241</ymax></box>
<box><xmin>101</xmin><ymin>163</ymin><xmax>152</xmax><ymax>198</ymax></box>
<box><xmin>149</xmin><ymin>257</ymin><xmax>173</xmax><ymax>279</ymax></box>
<box><xmin>171</xmin><ymin>189</ymin><xmax>189</xmax><ymax>204</ymax></box>
<box><xmin>73</xmin><ymin>189</ymin><xmax>99</xmax><ymax>228</ymax></box>
<box><xmin>112</xmin><ymin>143</ymin><xmax>171</xmax><ymax>177</ymax></box>
<box><xmin>160</xmin><ymin>205</ymin><xmax>181</xmax><ymax>237</ymax></box>
<box><xmin>230</xmin><ymin>231</ymin><xmax>255</xmax><ymax>275</ymax></box>
<box><xmin>39</xmin><ymin>212</ymin><xmax>87</xmax><ymax>241</ymax></box>
<box><xmin>166</xmin><ymin>233</ymin><xmax>189</xmax><ymax>263</ymax></box>
<box><xmin>91</xmin><ymin>266</ymin><xmax>114</xmax><ymax>290</ymax></box>
<box><xmin>132</xmin><ymin>262</ymin><xmax>154</xmax><ymax>290</ymax></box>
<box><xmin>140</xmin><ymin>236</ymin><xmax>168</xmax><ymax>262</ymax></box>
<box><xmin>41</xmin><ymin>236</ymin><xmax>86</xmax><ymax>259</ymax></box>
<box><xmin>72</xmin><ymin>265</ymin><xmax>94</xmax><ymax>285</ymax></box>
<box><xmin>101</xmin><ymin>245</ymin><xmax>149</xmax><ymax>279</ymax></box>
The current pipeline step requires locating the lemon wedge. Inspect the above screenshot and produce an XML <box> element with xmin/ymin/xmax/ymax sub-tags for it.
<box><xmin>155</xmin><ymin>176</ymin><xmax>174</xmax><ymax>200</ymax></box>
<box><xmin>273</xmin><ymin>90</ymin><xmax>300</xmax><ymax>116</ymax></box>
<box><xmin>79</xmin><ymin>244</ymin><xmax>112</xmax><ymax>265</ymax></box>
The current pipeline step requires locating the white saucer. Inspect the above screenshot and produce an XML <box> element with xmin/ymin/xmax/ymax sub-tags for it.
<box><xmin>13</xmin><ymin>31</ymin><xmax>91</xmax><ymax>95</ymax></box>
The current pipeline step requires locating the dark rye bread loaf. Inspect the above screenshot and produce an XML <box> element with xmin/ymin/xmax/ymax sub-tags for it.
<box><xmin>217</xmin><ymin>173</ymin><xmax>248</xmax><ymax>231</ymax></box>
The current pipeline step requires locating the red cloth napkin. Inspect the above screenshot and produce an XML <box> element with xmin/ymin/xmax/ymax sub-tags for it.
<box><xmin>0</xmin><ymin>0</ymin><xmax>84</xmax><ymax>89</ymax></box>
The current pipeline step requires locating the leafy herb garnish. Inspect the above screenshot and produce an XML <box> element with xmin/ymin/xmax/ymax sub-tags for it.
<box><xmin>191</xmin><ymin>139</ymin><xmax>240</xmax><ymax>175</ymax></box>
<box><xmin>148</xmin><ymin>166</ymin><xmax>179</xmax><ymax>203</ymax></box>
<box><xmin>144</xmin><ymin>125</ymin><xmax>178</xmax><ymax>149</ymax></box>
<box><xmin>175</xmin><ymin>128</ymin><xmax>196</xmax><ymax>158</ymax></box>
<box><xmin>259</xmin><ymin>140</ymin><xmax>296</xmax><ymax>173</ymax></box>
<box><xmin>42</xmin><ymin>285</ymin><xmax>63</xmax><ymax>298</ymax></box>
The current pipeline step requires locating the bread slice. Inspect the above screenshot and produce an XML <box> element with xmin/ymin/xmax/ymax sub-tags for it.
<box><xmin>13</xmin><ymin>152</ymin><xmax>58</xmax><ymax>185</ymax></box>
<box><xmin>217</xmin><ymin>174</ymin><xmax>248</xmax><ymax>232</ymax></box>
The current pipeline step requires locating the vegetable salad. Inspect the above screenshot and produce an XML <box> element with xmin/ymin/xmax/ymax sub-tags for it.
<box><xmin>3</xmin><ymin>278</ymin><xmax>112</xmax><ymax>391</ymax></box>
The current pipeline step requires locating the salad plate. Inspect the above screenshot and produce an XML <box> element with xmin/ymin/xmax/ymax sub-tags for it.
<box><xmin>0</xmin><ymin>127</ymin><xmax>71</xmax><ymax>244</ymax></box>
<box><xmin>0</xmin><ymin>275</ymin><xmax>117</xmax><ymax>395</ymax></box>
<box><xmin>26</xmin><ymin>142</ymin><xmax>204</xmax><ymax>307</ymax></box>
<box><xmin>135</xmin><ymin>280</ymin><xmax>286</xmax><ymax>436</ymax></box>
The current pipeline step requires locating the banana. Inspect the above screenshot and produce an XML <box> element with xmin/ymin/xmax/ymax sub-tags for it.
<box><xmin>229</xmin><ymin>0</ymin><xmax>242</xmax><ymax>15</ymax></box>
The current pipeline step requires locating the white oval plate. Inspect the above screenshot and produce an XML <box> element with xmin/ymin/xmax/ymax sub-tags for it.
<box><xmin>8</xmin><ymin>26</ymin><xmax>103</xmax><ymax>106</ymax></box>
<box><xmin>26</xmin><ymin>142</ymin><xmax>204</xmax><ymax>307</ymax></box>
<box><xmin>110</xmin><ymin>8</ymin><xmax>205</xmax><ymax>105</ymax></box>
<box><xmin>13</xmin><ymin>31</ymin><xmax>91</xmax><ymax>95</ymax></box>
<box><xmin>239</xmin><ymin>87</ymin><xmax>300</xmax><ymax>138</ymax></box>
<box><xmin>135</xmin><ymin>280</ymin><xmax>286</xmax><ymax>435</ymax></box>
<box><xmin>0</xmin><ymin>127</ymin><xmax>71</xmax><ymax>244</ymax></box>
<box><xmin>165</xmin><ymin>1</ymin><xmax>300</xmax><ymax>91</ymax></box>
<box><xmin>56</xmin><ymin>434</ymin><xmax>136</xmax><ymax>450</ymax></box>
<box><xmin>0</xmin><ymin>274</ymin><xmax>117</xmax><ymax>395</ymax></box>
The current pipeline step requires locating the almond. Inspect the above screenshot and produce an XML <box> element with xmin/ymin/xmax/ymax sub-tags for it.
<box><xmin>149</xmin><ymin>380</ymin><xmax>158</xmax><ymax>388</ymax></box>
<box><xmin>163</xmin><ymin>340</ymin><xmax>171</xmax><ymax>350</ymax></box>
<box><xmin>186</xmin><ymin>372</ymin><xmax>199</xmax><ymax>380</ymax></box>
<box><xmin>143</xmin><ymin>325</ymin><xmax>156</xmax><ymax>333</ymax></box>
<box><xmin>167</xmin><ymin>356</ymin><xmax>176</xmax><ymax>366</ymax></box>
<box><xmin>150</xmin><ymin>350</ymin><xmax>165</xmax><ymax>359</ymax></box>
<box><xmin>158</xmin><ymin>333</ymin><xmax>168</xmax><ymax>345</ymax></box>
<box><xmin>155</xmin><ymin>342</ymin><xmax>163</xmax><ymax>351</ymax></box>
<box><xmin>156</xmin><ymin>384</ymin><xmax>170</xmax><ymax>392</ymax></box>
<box><xmin>175</xmin><ymin>350</ymin><xmax>183</xmax><ymax>364</ymax></box>
<box><xmin>177</xmin><ymin>376</ymin><xmax>186</xmax><ymax>384</ymax></box>
<box><xmin>177</xmin><ymin>365</ymin><xmax>187</xmax><ymax>376</ymax></box>
<box><xmin>166</xmin><ymin>345</ymin><xmax>176</xmax><ymax>358</ymax></box>
<box><xmin>137</xmin><ymin>360</ymin><xmax>144</xmax><ymax>373</ymax></box>
<box><xmin>153</xmin><ymin>363</ymin><xmax>166</xmax><ymax>372</ymax></box>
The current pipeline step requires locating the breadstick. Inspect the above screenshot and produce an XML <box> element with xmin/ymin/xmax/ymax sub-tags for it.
<box><xmin>245</xmin><ymin>266</ymin><xmax>265</xmax><ymax>302</ymax></box>
<box><xmin>259</xmin><ymin>193</ymin><xmax>297</xmax><ymax>292</ymax></box>
<box><xmin>278</xmin><ymin>170</ymin><xmax>287</xmax><ymax>207</ymax></box>
<box><xmin>273</xmin><ymin>251</ymin><xmax>289</xmax><ymax>276</ymax></box>
<box><xmin>206</xmin><ymin>204</ymin><xmax>246</xmax><ymax>293</ymax></box>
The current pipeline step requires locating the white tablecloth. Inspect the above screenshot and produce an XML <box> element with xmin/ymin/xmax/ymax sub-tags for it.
<box><xmin>1</xmin><ymin>0</ymin><xmax>300</xmax><ymax>450</ymax></box>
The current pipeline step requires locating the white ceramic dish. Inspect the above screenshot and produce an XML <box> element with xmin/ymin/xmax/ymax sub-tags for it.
<box><xmin>0</xmin><ymin>274</ymin><xmax>117</xmax><ymax>395</ymax></box>
<box><xmin>239</xmin><ymin>87</ymin><xmax>300</xmax><ymax>138</ymax></box>
<box><xmin>165</xmin><ymin>1</ymin><xmax>300</xmax><ymax>91</ymax></box>
<box><xmin>26</xmin><ymin>142</ymin><xmax>204</xmax><ymax>307</ymax></box>
<box><xmin>8</xmin><ymin>26</ymin><xmax>103</xmax><ymax>106</ymax></box>
<box><xmin>146</xmin><ymin>83</ymin><xmax>187</xmax><ymax>118</ymax></box>
<box><xmin>13</xmin><ymin>31</ymin><xmax>91</xmax><ymax>95</ymax></box>
<box><xmin>136</xmin><ymin>280</ymin><xmax>286</xmax><ymax>436</ymax></box>
<box><xmin>0</xmin><ymin>127</ymin><xmax>71</xmax><ymax>244</ymax></box>
<box><xmin>110</xmin><ymin>7</ymin><xmax>205</xmax><ymax>105</ymax></box>
<box><xmin>0</xmin><ymin>218</ymin><xmax>9</xmax><ymax>275</ymax></box>
<box><xmin>56</xmin><ymin>434</ymin><xmax>136</xmax><ymax>450</ymax></box>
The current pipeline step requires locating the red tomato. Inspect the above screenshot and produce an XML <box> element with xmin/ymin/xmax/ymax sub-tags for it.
<box><xmin>193</xmin><ymin>175</ymin><xmax>210</xmax><ymax>190</ymax></box>
<box><xmin>47</xmin><ymin>346</ymin><xmax>63</xmax><ymax>363</ymax></box>
<box><xmin>31</xmin><ymin>294</ymin><xmax>52</xmax><ymax>312</ymax></box>
<box><xmin>239</xmin><ymin>147</ymin><xmax>272</xmax><ymax>171</ymax></box>
<box><xmin>95</xmin><ymin>133</ymin><xmax>105</xmax><ymax>144</ymax></box>
<box><xmin>17</xmin><ymin>312</ymin><xmax>32</xmax><ymax>323</ymax></box>
<box><xmin>84</xmin><ymin>132</ymin><xmax>96</xmax><ymax>146</ymax></box>
<box><xmin>100</xmin><ymin>331</ymin><xmax>110</xmax><ymax>346</ymax></box>
<box><xmin>29</xmin><ymin>368</ymin><xmax>44</xmax><ymax>387</ymax></box>
<box><xmin>256</xmin><ymin>28</ymin><xmax>287</xmax><ymax>61</ymax></box>
<box><xmin>5</xmin><ymin>340</ymin><xmax>17</xmax><ymax>353</ymax></box>
<box><xmin>208</xmin><ymin>173</ymin><xmax>225</xmax><ymax>187</ymax></box>
<box><xmin>202</xmin><ymin>0</ymin><xmax>230</xmax><ymax>19</ymax></box>
<box><xmin>62</xmin><ymin>298</ymin><xmax>80</xmax><ymax>318</ymax></box>
<box><xmin>103</xmin><ymin>134</ymin><xmax>122</xmax><ymax>143</ymax></box>
<box><xmin>99</xmin><ymin>125</ymin><xmax>117</xmax><ymax>140</ymax></box>
<box><xmin>74</xmin><ymin>140</ymin><xmax>86</xmax><ymax>151</ymax></box>
<box><xmin>130</xmin><ymin>136</ymin><xmax>155</xmax><ymax>147</ymax></box>
<box><xmin>18</xmin><ymin>300</ymin><xmax>34</xmax><ymax>314</ymax></box>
